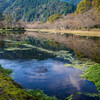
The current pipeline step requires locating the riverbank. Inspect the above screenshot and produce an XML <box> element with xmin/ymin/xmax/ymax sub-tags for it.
<box><xmin>82</xmin><ymin>64</ymin><xmax>100</xmax><ymax>92</ymax></box>
<box><xmin>66</xmin><ymin>63</ymin><xmax>100</xmax><ymax>100</ymax></box>
<box><xmin>26</xmin><ymin>29</ymin><xmax>100</xmax><ymax>37</ymax></box>
<box><xmin>0</xmin><ymin>28</ymin><xmax>25</xmax><ymax>32</ymax></box>
<box><xmin>0</xmin><ymin>65</ymin><xmax>57</xmax><ymax>100</ymax></box>
<box><xmin>1</xmin><ymin>28</ymin><xmax>100</xmax><ymax>37</ymax></box>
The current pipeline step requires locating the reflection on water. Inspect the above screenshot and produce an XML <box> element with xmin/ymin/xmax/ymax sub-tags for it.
<box><xmin>24</xmin><ymin>31</ymin><xmax>100</xmax><ymax>63</ymax></box>
<box><xmin>0</xmin><ymin>59</ymin><xmax>98</xmax><ymax>99</ymax></box>
<box><xmin>0</xmin><ymin>31</ymin><xmax>100</xmax><ymax>99</ymax></box>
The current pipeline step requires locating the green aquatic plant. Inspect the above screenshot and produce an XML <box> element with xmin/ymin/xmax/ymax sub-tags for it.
<box><xmin>11</xmin><ymin>41</ymin><xmax>29</xmax><ymax>45</ymax></box>
<box><xmin>5</xmin><ymin>47</ymin><xmax>31</xmax><ymax>51</ymax></box>
<box><xmin>47</xmin><ymin>40</ymin><xmax>60</xmax><ymax>48</ymax></box>
<box><xmin>63</xmin><ymin>51</ymin><xmax>96</xmax><ymax>71</ymax></box>
<box><xmin>63</xmin><ymin>51</ymin><xmax>100</xmax><ymax>98</ymax></box>
<box><xmin>66</xmin><ymin>92</ymin><xmax>100</xmax><ymax>100</ymax></box>
<box><xmin>66</xmin><ymin>94</ymin><xmax>73</xmax><ymax>100</ymax></box>
<box><xmin>25</xmin><ymin>89</ymin><xmax>57</xmax><ymax>100</ymax></box>
<box><xmin>85</xmin><ymin>92</ymin><xmax>100</xmax><ymax>98</ymax></box>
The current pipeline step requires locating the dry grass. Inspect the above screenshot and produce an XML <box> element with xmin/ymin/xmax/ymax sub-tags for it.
<box><xmin>26</xmin><ymin>29</ymin><xmax>100</xmax><ymax>37</ymax></box>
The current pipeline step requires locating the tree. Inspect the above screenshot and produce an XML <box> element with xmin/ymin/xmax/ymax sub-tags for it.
<box><xmin>0</xmin><ymin>12</ymin><xmax>3</xmax><ymax>27</ymax></box>
<box><xmin>75</xmin><ymin>0</ymin><xmax>93</xmax><ymax>14</ymax></box>
<box><xmin>47</xmin><ymin>13</ymin><xmax>61</xmax><ymax>22</ymax></box>
<box><xmin>76</xmin><ymin>0</ymin><xmax>100</xmax><ymax>14</ymax></box>
<box><xmin>5</xmin><ymin>13</ymin><xmax>13</xmax><ymax>27</ymax></box>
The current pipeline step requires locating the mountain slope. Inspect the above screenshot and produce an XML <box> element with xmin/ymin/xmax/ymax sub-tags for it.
<box><xmin>4</xmin><ymin>0</ymin><xmax>76</xmax><ymax>22</ymax></box>
<box><xmin>0</xmin><ymin>0</ymin><xmax>15</xmax><ymax>12</ymax></box>
<box><xmin>76</xmin><ymin>0</ymin><xmax>100</xmax><ymax>14</ymax></box>
<box><xmin>60</xmin><ymin>0</ymin><xmax>82</xmax><ymax>6</ymax></box>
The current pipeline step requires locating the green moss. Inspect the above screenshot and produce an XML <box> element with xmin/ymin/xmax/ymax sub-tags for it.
<box><xmin>0</xmin><ymin>65</ymin><xmax>13</xmax><ymax>75</ymax></box>
<box><xmin>65</xmin><ymin>56</ymin><xmax>100</xmax><ymax>99</ymax></box>
<box><xmin>82</xmin><ymin>64</ymin><xmax>100</xmax><ymax>92</ymax></box>
<box><xmin>66</xmin><ymin>92</ymin><xmax>100</xmax><ymax>100</ymax></box>
<box><xmin>0</xmin><ymin>65</ymin><xmax>58</xmax><ymax>100</ymax></box>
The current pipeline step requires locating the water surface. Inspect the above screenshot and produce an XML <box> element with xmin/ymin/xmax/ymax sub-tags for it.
<box><xmin>0</xmin><ymin>31</ymin><xmax>100</xmax><ymax>99</ymax></box>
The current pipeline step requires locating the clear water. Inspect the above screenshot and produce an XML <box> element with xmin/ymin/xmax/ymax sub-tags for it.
<box><xmin>0</xmin><ymin>31</ymin><xmax>100</xmax><ymax>99</ymax></box>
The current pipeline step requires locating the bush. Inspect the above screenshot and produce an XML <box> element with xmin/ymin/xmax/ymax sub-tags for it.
<box><xmin>48</xmin><ymin>13</ymin><xmax>61</xmax><ymax>22</ymax></box>
<box><xmin>40</xmin><ymin>21</ymin><xmax>46</xmax><ymax>24</ymax></box>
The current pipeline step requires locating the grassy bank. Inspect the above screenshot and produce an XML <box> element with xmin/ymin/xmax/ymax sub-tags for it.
<box><xmin>1</xmin><ymin>28</ymin><xmax>100</xmax><ymax>37</ymax></box>
<box><xmin>65</xmin><ymin>61</ymin><xmax>100</xmax><ymax>93</ymax></box>
<box><xmin>26</xmin><ymin>29</ymin><xmax>100</xmax><ymax>37</ymax></box>
<box><xmin>66</xmin><ymin>64</ymin><xmax>100</xmax><ymax>100</ymax></box>
<box><xmin>82</xmin><ymin>64</ymin><xmax>100</xmax><ymax>92</ymax></box>
<box><xmin>0</xmin><ymin>63</ymin><xmax>100</xmax><ymax>100</ymax></box>
<box><xmin>0</xmin><ymin>65</ymin><xmax>57</xmax><ymax>100</ymax></box>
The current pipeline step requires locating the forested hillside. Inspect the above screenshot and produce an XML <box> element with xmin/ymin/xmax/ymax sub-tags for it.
<box><xmin>60</xmin><ymin>0</ymin><xmax>82</xmax><ymax>6</ymax></box>
<box><xmin>76</xmin><ymin>0</ymin><xmax>100</xmax><ymax>14</ymax></box>
<box><xmin>26</xmin><ymin>0</ymin><xmax>100</xmax><ymax>30</ymax></box>
<box><xmin>4</xmin><ymin>0</ymin><xmax>76</xmax><ymax>22</ymax></box>
<box><xmin>0</xmin><ymin>0</ymin><xmax>15</xmax><ymax>12</ymax></box>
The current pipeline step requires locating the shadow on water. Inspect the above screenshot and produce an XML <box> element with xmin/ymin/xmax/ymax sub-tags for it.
<box><xmin>0</xmin><ymin>31</ymin><xmax>100</xmax><ymax>100</ymax></box>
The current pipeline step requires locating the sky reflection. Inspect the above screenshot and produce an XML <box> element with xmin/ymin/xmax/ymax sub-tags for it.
<box><xmin>0</xmin><ymin>58</ymin><xmax>97</xmax><ymax>99</ymax></box>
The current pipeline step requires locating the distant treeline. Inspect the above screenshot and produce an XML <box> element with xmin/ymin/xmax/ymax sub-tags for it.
<box><xmin>25</xmin><ymin>0</ymin><xmax>100</xmax><ymax>30</ymax></box>
<box><xmin>0</xmin><ymin>0</ymin><xmax>76</xmax><ymax>22</ymax></box>
<box><xmin>0</xmin><ymin>0</ymin><xmax>100</xmax><ymax>30</ymax></box>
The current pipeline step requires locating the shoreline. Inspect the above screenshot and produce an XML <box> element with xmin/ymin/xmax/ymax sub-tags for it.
<box><xmin>26</xmin><ymin>29</ymin><xmax>100</xmax><ymax>37</ymax></box>
<box><xmin>0</xmin><ymin>65</ymin><xmax>57</xmax><ymax>100</ymax></box>
<box><xmin>0</xmin><ymin>28</ymin><xmax>100</xmax><ymax>37</ymax></box>
<box><xmin>0</xmin><ymin>63</ymin><xmax>100</xmax><ymax>100</ymax></box>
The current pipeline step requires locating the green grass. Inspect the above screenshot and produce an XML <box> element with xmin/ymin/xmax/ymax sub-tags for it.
<box><xmin>0</xmin><ymin>65</ymin><xmax>13</xmax><ymax>75</ymax></box>
<box><xmin>66</xmin><ymin>92</ymin><xmax>100</xmax><ymax>100</ymax></box>
<box><xmin>65</xmin><ymin>59</ymin><xmax>100</xmax><ymax>100</ymax></box>
<box><xmin>82</xmin><ymin>64</ymin><xmax>100</xmax><ymax>92</ymax></box>
<box><xmin>0</xmin><ymin>65</ymin><xmax>58</xmax><ymax>100</ymax></box>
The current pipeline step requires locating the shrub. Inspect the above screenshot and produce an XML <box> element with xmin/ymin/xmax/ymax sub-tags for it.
<box><xmin>48</xmin><ymin>13</ymin><xmax>61</xmax><ymax>22</ymax></box>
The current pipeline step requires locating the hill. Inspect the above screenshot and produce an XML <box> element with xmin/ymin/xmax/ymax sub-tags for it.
<box><xmin>4</xmin><ymin>0</ymin><xmax>76</xmax><ymax>22</ymax></box>
<box><xmin>0</xmin><ymin>0</ymin><xmax>15</xmax><ymax>13</ymax></box>
<box><xmin>76</xmin><ymin>0</ymin><xmax>100</xmax><ymax>14</ymax></box>
<box><xmin>25</xmin><ymin>0</ymin><xmax>100</xmax><ymax>30</ymax></box>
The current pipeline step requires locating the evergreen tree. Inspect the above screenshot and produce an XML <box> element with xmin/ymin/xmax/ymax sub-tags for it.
<box><xmin>5</xmin><ymin>13</ymin><xmax>13</xmax><ymax>27</ymax></box>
